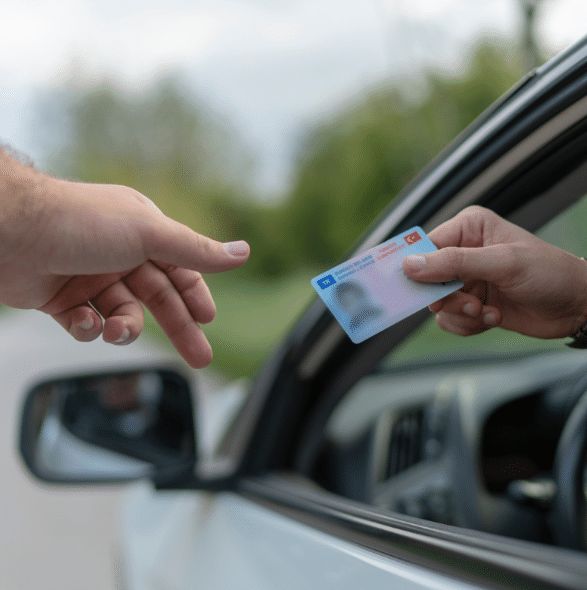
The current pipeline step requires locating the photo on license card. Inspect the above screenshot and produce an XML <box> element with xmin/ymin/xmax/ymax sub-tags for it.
<box><xmin>311</xmin><ymin>228</ymin><xmax>463</xmax><ymax>343</ymax></box>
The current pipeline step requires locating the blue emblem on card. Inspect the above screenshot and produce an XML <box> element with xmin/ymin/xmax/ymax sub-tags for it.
<box><xmin>317</xmin><ymin>275</ymin><xmax>336</xmax><ymax>289</ymax></box>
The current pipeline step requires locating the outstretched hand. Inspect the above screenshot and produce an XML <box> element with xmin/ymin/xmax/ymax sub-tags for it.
<box><xmin>0</xmin><ymin>160</ymin><xmax>249</xmax><ymax>368</ymax></box>
<box><xmin>402</xmin><ymin>206</ymin><xmax>587</xmax><ymax>340</ymax></box>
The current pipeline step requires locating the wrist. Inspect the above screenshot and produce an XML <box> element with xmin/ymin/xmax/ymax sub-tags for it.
<box><xmin>0</xmin><ymin>148</ymin><xmax>52</xmax><ymax>252</ymax></box>
<box><xmin>567</xmin><ymin>257</ymin><xmax>587</xmax><ymax>347</ymax></box>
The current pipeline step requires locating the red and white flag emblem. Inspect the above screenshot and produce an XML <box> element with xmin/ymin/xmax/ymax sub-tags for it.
<box><xmin>404</xmin><ymin>231</ymin><xmax>422</xmax><ymax>245</ymax></box>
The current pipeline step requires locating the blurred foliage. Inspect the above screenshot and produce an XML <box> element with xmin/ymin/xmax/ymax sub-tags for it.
<box><xmin>40</xmin><ymin>78</ymin><xmax>253</xmax><ymax>242</ymax></box>
<box><xmin>38</xmin><ymin>40</ymin><xmax>525</xmax><ymax>378</ymax></box>
<box><xmin>283</xmin><ymin>43</ymin><xmax>523</xmax><ymax>266</ymax></box>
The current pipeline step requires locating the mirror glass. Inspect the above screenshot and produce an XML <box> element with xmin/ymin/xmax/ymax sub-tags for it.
<box><xmin>20</xmin><ymin>369</ymin><xmax>195</xmax><ymax>483</ymax></box>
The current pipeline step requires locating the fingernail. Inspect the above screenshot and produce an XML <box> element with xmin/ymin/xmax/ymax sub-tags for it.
<box><xmin>483</xmin><ymin>312</ymin><xmax>497</xmax><ymax>326</ymax></box>
<box><xmin>114</xmin><ymin>328</ymin><xmax>130</xmax><ymax>344</ymax></box>
<box><xmin>223</xmin><ymin>241</ymin><xmax>249</xmax><ymax>257</ymax></box>
<box><xmin>404</xmin><ymin>255</ymin><xmax>426</xmax><ymax>272</ymax></box>
<box><xmin>76</xmin><ymin>317</ymin><xmax>94</xmax><ymax>330</ymax></box>
<box><xmin>463</xmin><ymin>303</ymin><xmax>476</xmax><ymax>317</ymax></box>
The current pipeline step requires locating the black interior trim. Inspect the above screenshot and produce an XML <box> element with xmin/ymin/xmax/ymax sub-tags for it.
<box><xmin>240</xmin><ymin>475</ymin><xmax>587</xmax><ymax>590</ymax></box>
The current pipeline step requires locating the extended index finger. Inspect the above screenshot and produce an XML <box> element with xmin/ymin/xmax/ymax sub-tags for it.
<box><xmin>152</xmin><ymin>261</ymin><xmax>216</xmax><ymax>324</ymax></box>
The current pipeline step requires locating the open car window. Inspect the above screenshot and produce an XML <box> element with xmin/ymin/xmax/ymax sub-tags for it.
<box><xmin>305</xmin><ymin>190</ymin><xmax>587</xmax><ymax>548</ymax></box>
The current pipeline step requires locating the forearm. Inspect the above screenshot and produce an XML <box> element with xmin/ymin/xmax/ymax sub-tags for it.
<box><xmin>0</xmin><ymin>147</ymin><xmax>51</xmax><ymax>264</ymax></box>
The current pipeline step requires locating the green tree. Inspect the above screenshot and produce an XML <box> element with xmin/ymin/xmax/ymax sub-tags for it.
<box><xmin>283</xmin><ymin>42</ymin><xmax>524</xmax><ymax>267</ymax></box>
<box><xmin>38</xmin><ymin>77</ymin><xmax>253</xmax><ymax>242</ymax></box>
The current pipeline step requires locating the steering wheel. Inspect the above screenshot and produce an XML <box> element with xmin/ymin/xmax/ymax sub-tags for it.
<box><xmin>550</xmin><ymin>387</ymin><xmax>587</xmax><ymax>550</ymax></box>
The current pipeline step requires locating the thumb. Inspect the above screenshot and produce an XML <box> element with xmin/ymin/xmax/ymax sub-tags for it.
<box><xmin>145</xmin><ymin>217</ymin><xmax>250</xmax><ymax>273</ymax></box>
<box><xmin>402</xmin><ymin>245</ymin><xmax>512</xmax><ymax>284</ymax></box>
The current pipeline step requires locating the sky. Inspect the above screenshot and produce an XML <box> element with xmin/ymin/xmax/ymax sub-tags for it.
<box><xmin>2</xmin><ymin>0</ymin><xmax>586</xmax><ymax>198</ymax></box>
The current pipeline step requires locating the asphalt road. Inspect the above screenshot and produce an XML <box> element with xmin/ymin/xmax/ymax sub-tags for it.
<box><xmin>0</xmin><ymin>309</ymin><xmax>214</xmax><ymax>590</ymax></box>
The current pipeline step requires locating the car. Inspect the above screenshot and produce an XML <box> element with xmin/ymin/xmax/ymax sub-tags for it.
<box><xmin>18</xmin><ymin>35</ymin><xmax>587</xmax><ymax>590</ymax></box>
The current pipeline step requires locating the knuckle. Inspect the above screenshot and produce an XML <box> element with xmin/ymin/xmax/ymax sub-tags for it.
<box><xmin>457</xmin><ymin>206</ymin><xmax>499</xmax><ymax>238</ymax></box>
<box><xmin>441</xmin><ymin>246</ymin><xmax>465</xmax><ymax>269</ymax></box>
<box><xmin>163</xmin><ymin>263</ymin><xmax>179</xmax><ymax>274</ymax></box>
<box><xmin>194</xmin><ymin>232</ymin><xmax>215</xmax><ymax>257</ymax></box>
<box><xmin>459</xmin><ymin>205</ymin><xmax>494</xmax><ymax>222</ymax></box>
<box><xmin>121</xmin><ymin>186</ymin><xmax>158</xmax><ymax>210</ymax></box>
<box><xmin>497</xmin><ymin>242</ymin><xmax>529</xmax><ymax>280</ymax></box>
<box><xmin>144</xmin><ymin>282</ymin><xmax>174</xmax><ymax>311</ymax></box>
<box><xmin>436</xmin><ymin>310</ymin><xmax>483</xmax><ymax>337</ymax></box>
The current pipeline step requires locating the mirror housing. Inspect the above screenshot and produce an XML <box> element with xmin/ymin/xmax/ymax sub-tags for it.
<box><xmin>19</xmin><ymin>368</ymin><xmax>197</xmax><ymax>485</ymax></box>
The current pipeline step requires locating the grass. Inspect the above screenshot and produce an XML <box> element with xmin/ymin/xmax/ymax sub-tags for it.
<box><xmin>143</xmin><ymin>269</ymin><xmax>318</xmax><ymax>379</ymax></box>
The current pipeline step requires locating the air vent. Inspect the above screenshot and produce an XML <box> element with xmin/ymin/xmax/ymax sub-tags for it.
<box><xmin>385</xmin><ymin>408</ymin><xmax>425</xmax><ymax>478</ymax></box>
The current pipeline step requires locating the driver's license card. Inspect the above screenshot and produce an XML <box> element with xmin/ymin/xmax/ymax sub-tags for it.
<box><xmin>311</xmin><ymin>227</ymin><xmax>463</xmax><ymax>343</ymax></box>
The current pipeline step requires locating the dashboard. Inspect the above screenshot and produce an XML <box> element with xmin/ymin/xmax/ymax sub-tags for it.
<box><xmin>310</xmin><ymin>349</ymin><xmax>587</xmax><ymax>547</ymax></box>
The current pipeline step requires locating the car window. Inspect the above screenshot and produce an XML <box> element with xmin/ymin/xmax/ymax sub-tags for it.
<box><xmin>308</xmin><ymin>192</ymin><xmax>587</xmax><ymax>547</ymax></box>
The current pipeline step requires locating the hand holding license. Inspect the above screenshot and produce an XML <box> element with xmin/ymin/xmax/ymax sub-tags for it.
<box><xmin>311</xmin><ymin>227</ymin><xmax>463</xmax><ymax>343</ymax></box>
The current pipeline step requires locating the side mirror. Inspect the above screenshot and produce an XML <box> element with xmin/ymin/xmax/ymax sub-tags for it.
<box><xmin>19</xmin><ymin>368</ymin><xmax>196</xmax><ymax>484</ymax></box>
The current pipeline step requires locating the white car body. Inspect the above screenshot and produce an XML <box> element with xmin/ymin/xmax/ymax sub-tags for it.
<box><xmin>119</xmin><ymin>484</ymin><xmax>477</xmax><ymax>590</ymax></box>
